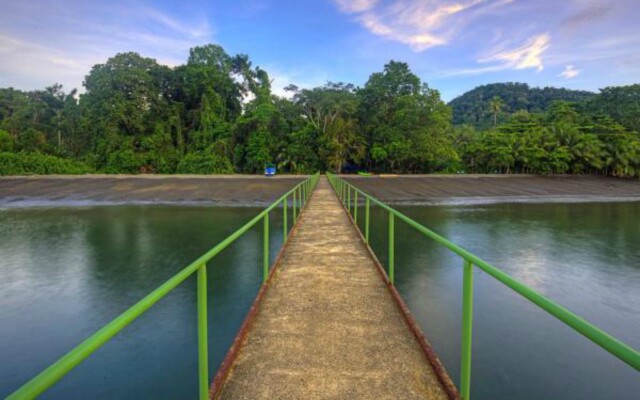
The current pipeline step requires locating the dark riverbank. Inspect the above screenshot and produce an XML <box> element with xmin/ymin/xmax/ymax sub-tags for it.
<box><xmin>343</xmin><ymin>174</ymin><xmax>640</xmax><ymax>205</ymax></box>
<box><xmin>1</xmin><ymin>174</ymin><xmax>640</xmax><ymax>208</ymax></box>
<box><xmin>0</xmin><ymin>175</ymin><xmax>305</xmax><ymax>207</ymax></box>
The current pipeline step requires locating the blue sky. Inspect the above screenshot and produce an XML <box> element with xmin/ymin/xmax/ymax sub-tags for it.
<box><xmin>0</xmin><ymin>0</ymin><xmax>638</xmax><ymax>101</ymax></box>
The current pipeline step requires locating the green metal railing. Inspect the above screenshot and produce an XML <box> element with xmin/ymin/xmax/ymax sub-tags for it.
<box><xmin>326</xmin><ymin>173</ymin><xmax>640</xmax><ymax>400</ymax></box>
<box><xmin>7</xmin><ymin>173</ymin><xmax>320</xmax><ymax>400</ymax></box>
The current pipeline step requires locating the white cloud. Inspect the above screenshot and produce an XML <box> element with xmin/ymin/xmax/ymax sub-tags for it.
<box><xmin>0</xmin><ymin>2</ymin><xmax>214</xmax><ymax>92</ymax></box>
<box><xmin>0</xmin><ymin>34</ymin><xmax>99</xmax><ymax>91</ymax></box>
<box><xmin>143</xmin><ymin>7</ymin><xmax>212</xmax><ymax>39</ymax></box>
<box><xmin>559</xmin><ymin>64</ymin><xmax>581</xmax><ymax>78</ymax></box>
<box><xmin>332</xmin><ymin>0</ymin><xmax>514</xmax><ymax>52</ymax></box>
<box><xmin>357</xmin><ymin>11</ymin><xmax>446</xmax><ymax>51</ymax></box>
<box><xmin>480</xmin><ymin>33</ymin><xmax>551</xmax><ymax>71</ymax></box>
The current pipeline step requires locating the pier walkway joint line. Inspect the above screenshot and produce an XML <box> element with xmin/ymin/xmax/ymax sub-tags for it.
<box><xmin>214</xmin><ymin>177</ymin><xmax>451</xmax><ymax>399</ymax></box>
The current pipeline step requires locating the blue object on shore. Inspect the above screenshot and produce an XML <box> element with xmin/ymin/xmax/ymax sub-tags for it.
<box><xmin>265</xmin><ymin>163</ymin><xmax>276</xmax><ymax>176</ymax></box>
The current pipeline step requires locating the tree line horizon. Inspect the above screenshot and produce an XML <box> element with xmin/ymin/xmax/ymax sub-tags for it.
<box><xmin>1</xmin><ymin>44</ymin><xmax>639</xmax><ymax>177</ymax></box>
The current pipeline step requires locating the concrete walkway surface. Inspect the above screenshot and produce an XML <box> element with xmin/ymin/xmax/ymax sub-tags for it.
<box><xmin>215</xmin><ymin>177</ymin><xmax>451</xmax><ymax>399</ymax></box>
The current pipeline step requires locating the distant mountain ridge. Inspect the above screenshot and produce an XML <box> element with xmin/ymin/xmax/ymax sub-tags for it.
<box><xmin>448</xmin><ymin>82</ymin><xmax>596</xmax><ymax>129</ymax></box>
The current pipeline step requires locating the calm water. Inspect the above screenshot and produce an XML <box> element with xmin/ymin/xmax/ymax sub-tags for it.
<box><xmin>1</xmin><ymin>202</ymin><xmax>639</xmax><ymax>399</ymax></box>
<box><xmin>0</xmin><ymin>206</ymin><xmax>287</xmax><ymax>399</ymax></box>
<box><xmin>362</xmin><ymin>202</ymin><xmax>640</xmax><ymax>400</ymax></box>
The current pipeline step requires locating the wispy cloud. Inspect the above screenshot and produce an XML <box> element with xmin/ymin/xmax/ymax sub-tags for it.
<box><xmin>0</xmin><ymin>1</ymin><xmax>214</xmax><ymax>91</ymax></box>
<box><xmin>1</xmin><ymin>0</ymin><xmax>638</xmax><ymax>96</ymax></box>
<box><xmin>559</xmin><ymin>64</ymin><xmax>581</xmax><ymax>78</ymax></box>
<box><xmin>332</xmin><ymin>0</ymin><xmax>514</xmax><ymax>51</ymax></box>
<box><xmin>479</xmin><ymin>33</ymin><xmax>551</xmax><ymax>71</ymax></box>
<box><xmin>143</xmin><ymin>7</ymin><xmax>212</xmax><ymax>39</ymax></box>
<box><xmin>0</xmin><ymin>34</ymin><xmax>99</xmax><ymax>89</ymax></box>
<box><xmin>356</xmin><ymin>11</ymin><xmax>446</xmax><ymax>50</ymax></box>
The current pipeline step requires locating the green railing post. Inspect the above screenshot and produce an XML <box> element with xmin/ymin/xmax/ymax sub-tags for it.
<box><xmin>302</xmin><ymin>185</ymin><xmax>306</xmax><ymax>207</ymax></box>
<box><xmin>283</xmin><ymin>196</ymin><xmax>288</xmax><ymax>241</ymax></box>
<box><xmin>365</xmin><ymin>197</ymin><xmax>370</xmax><ymax>243</ymax></box>
<box><xmin>197</xmin><ymin>264</ymin><xmax>209</xmax><ymax>400</ymax></box>
<box><xmin>347</xmin><ymin>185</ymin><xmax>351</xmax><ymax>213</ymax></box>
<box><xmin>263</xmin><ymin>213</ymin><xmax>269</xmax><ymax>282</ymax></box>
<box><xmin>461</xmin><ymin>259</ymin><xmax>474</xmax><ymax>400</ymax></box>
<box><xmin>388</xmin><ymin>212</ymin><xmax>394</xmax><ymax>285</ymax></box>
<box><xmin>354</xmin><ymin>190</ymin><xmax>358</xmax><ymax>225</ymax></box>
<box><xmin>293</xmin><ymin>187</ymin><xmax>297</xmax><ymax>222</ymax></box>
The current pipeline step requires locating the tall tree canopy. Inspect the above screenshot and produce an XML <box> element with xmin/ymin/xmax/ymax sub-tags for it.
<box><xmin>1</xmin><ymin>44</ymin><xmax>639</xmax><ymax>177</ymax></box>
<box><xmin>359</xmin><ymin>61</ymin><xmax>456</xmax><ymax>172</ymax></box>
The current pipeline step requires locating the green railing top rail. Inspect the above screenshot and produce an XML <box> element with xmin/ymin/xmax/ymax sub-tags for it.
<box><xmin>8</xmin><ymin>173</ymin><xmax>320</xmax><ymax>400</ymax></box>
<box><xmin>326</xmin><ymin>172</ymin><xmax>639</xmax><ymax>399</ymax></box>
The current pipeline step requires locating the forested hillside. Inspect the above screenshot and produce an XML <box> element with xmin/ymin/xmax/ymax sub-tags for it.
<box><xmin>449</xmin><ymin>83</ymin><xmax>596</xmax><ymax>129</ymax></box>
<box><xmin>1</xmin><ymin>44</ymin><xmax>639</xmax><ymax>177</ymax></box>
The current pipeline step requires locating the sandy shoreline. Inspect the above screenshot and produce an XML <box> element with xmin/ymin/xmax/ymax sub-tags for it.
<box><xmin>1</xmin><ymin>174</ymin><xmax>639</xmax><ymax>208</ymax></box>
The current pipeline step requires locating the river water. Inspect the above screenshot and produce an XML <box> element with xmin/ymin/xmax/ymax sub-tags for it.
<box><xmin>0</xmin><ymin>206</ymin><xmax>286</xmax><ymax>399</ymax></box>
<box><xmin>1</xmin><ymin>202</ymin><xmax>638</xmax><ymax>399</ymax></box>
<box><xmin>364</xmin><ymin>201</ymin><xmax>640</xmax><ymax>400</ymax></box>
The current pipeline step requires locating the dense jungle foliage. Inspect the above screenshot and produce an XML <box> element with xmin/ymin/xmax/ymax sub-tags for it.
<box><xmin>448</xmin><ymin>82</ymin><xmax>596</xmax><ymax>129</ymax></box>
<box><xmin>0</xmin><ymin>44</ymin><xmax>639</xmax><ymax>176</ymax></box>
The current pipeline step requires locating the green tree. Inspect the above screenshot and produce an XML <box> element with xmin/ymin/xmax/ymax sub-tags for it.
<box><xmin>289</xmin><ymin>82</ymin><xmax>363</xmax><ymax>172</ymax></box>
<box><xmin>82</xmin><ymin>52</ymin><xmax>167</xmax><ymax>138</ymax></box>
<box><xmin>233</xmin><ymin>68</ymin><xmax>285</xmax><ymax>173</ymax></box>
<box><xmin>489</xmin><ymin>96</ymin><xmax>505</xmax><ymax>129</ymax></box>
<box><xmin>17</xmin><ymin>128</ymin><xmax>47</xmax><ymax>152</ymax></box>
<box><xmin>358</xmin><ymin>61</ymin><xmax>456</xmax><ymax>172</ymax></box>
<box><xmin>0</xmin><ymin>130</ymin><xmax>14</xmax><ymax>152</ymax></box>
<box><xmin>585</xmin><ymin>85</ymin><xmax>640</xmax><ymax>133</ymax></box>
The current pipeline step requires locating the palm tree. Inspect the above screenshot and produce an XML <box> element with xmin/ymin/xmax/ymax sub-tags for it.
<box><xmin>489</xmin><ymin>96</ymin><xmax>505</xmax><ymax>129</ymax></box>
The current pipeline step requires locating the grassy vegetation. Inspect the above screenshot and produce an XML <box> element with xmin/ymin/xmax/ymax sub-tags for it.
<box><xmin>0</xmin><ymin>152</ymin><xmax>92</xmax><ymax>175</ymax></box>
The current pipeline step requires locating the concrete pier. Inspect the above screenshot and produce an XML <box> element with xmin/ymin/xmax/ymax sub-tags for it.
<box><xmin>213</xmin><ymin>177</ymin><xmax>453</xmax><ymax>399</ymax></box>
